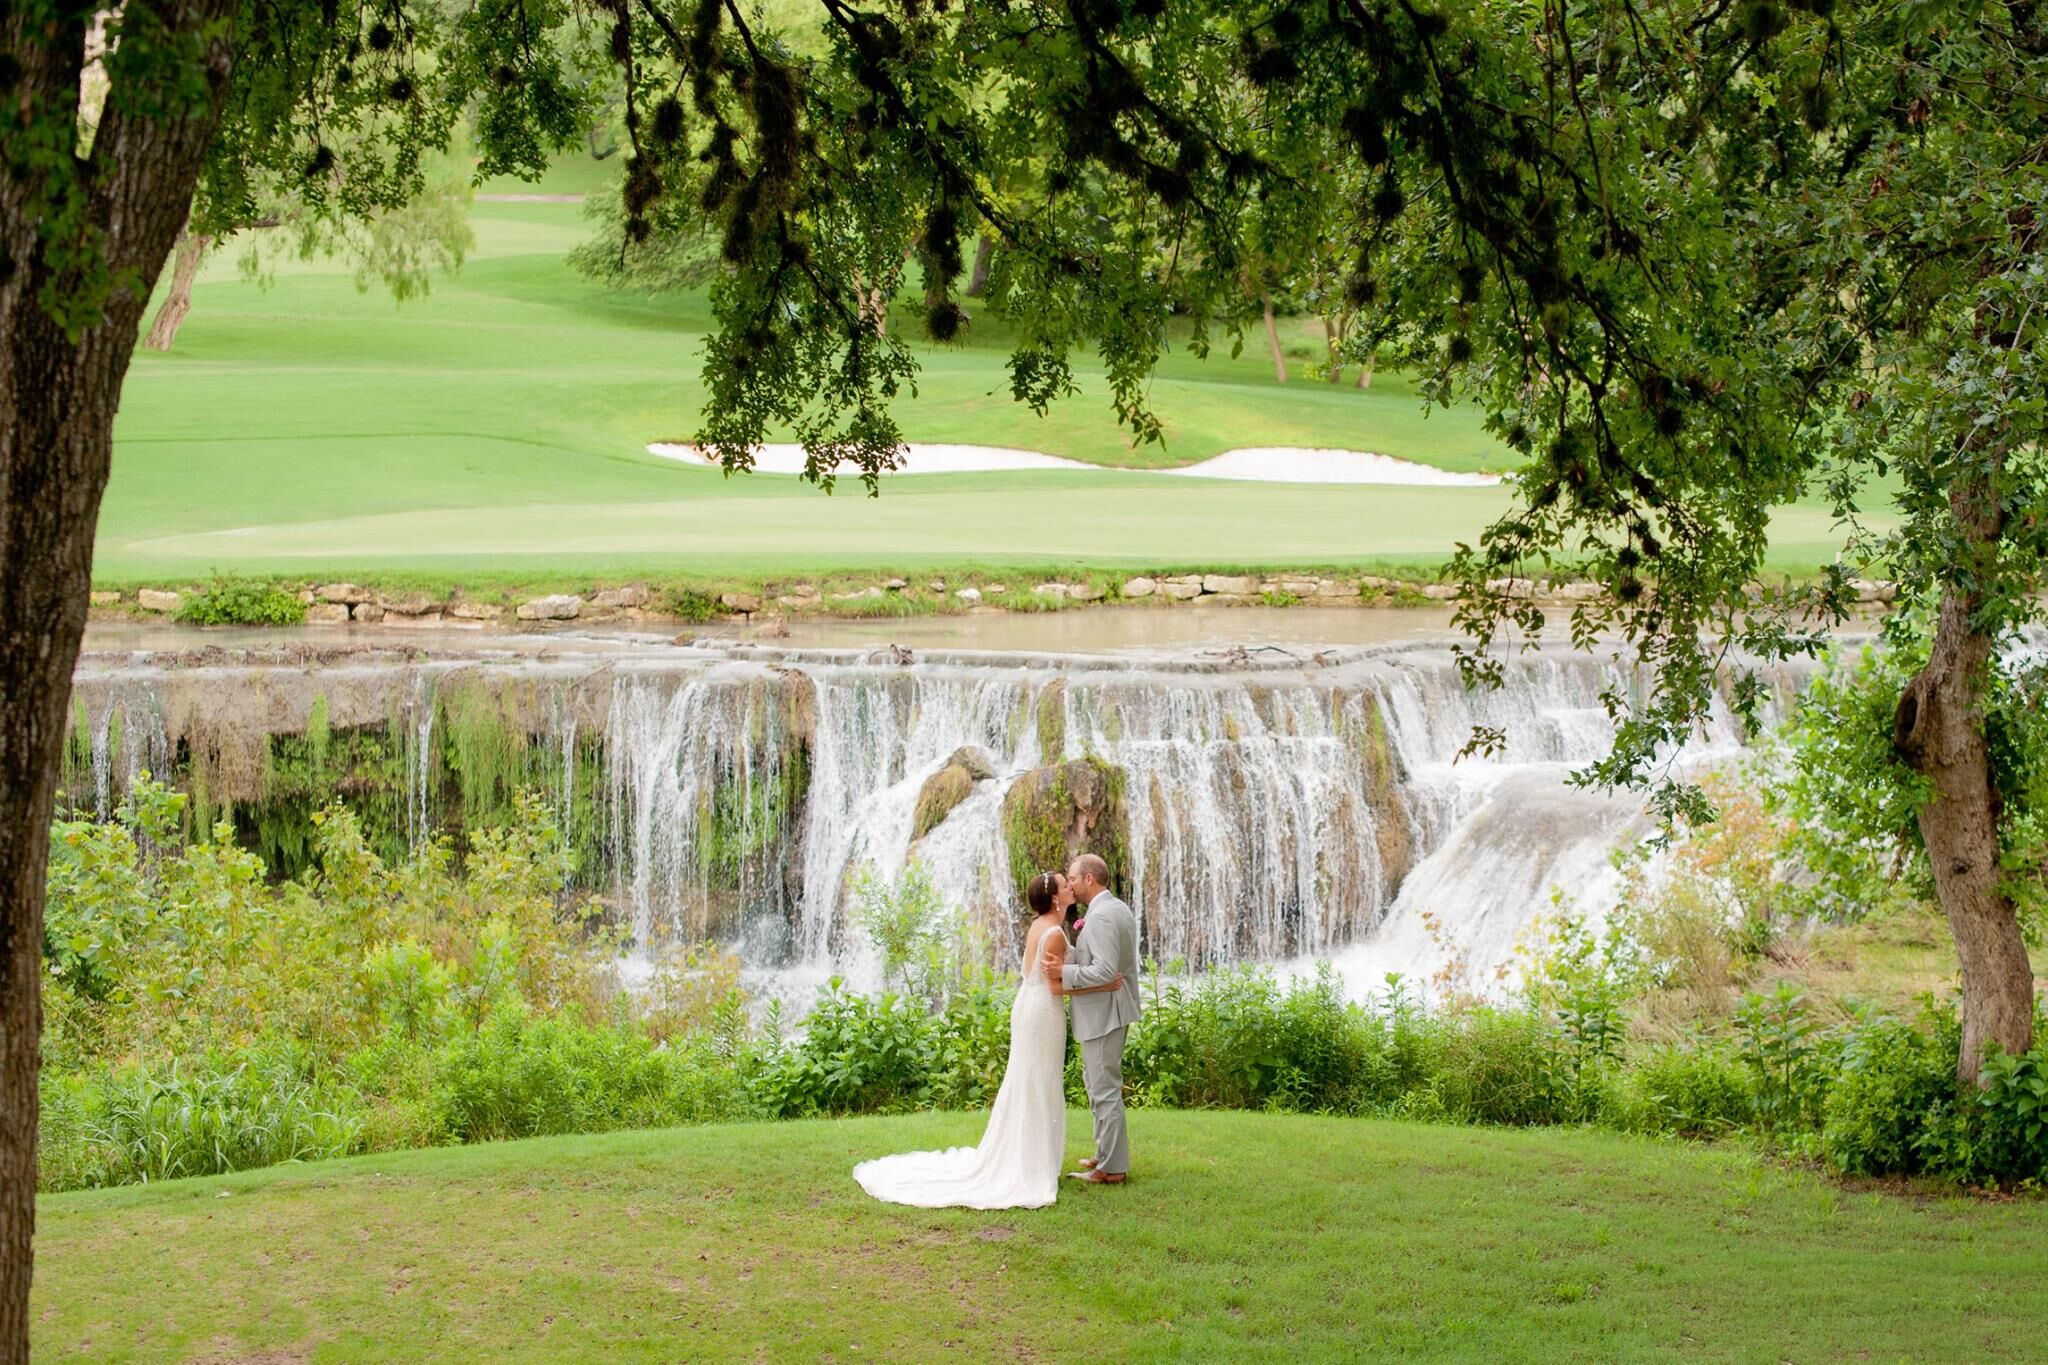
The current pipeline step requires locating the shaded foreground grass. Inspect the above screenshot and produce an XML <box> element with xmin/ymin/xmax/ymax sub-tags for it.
<box><xmin>37</xmin><ymin>1111</ymin><xmax>2045</xmax><ymax>1362</ymax></box>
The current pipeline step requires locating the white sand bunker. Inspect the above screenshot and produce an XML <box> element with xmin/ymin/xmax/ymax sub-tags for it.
<box><xmin>1165</xmin><ymin>447</ymin><xmax>1500</xmax><ymax>486</ymax></box>
<box><xmin>646</xmin><ymin>442</ymin><xmax>1094</xmax><ymax>475</ymax></box>
<box><xmin>646</xmin><ymin>441</ymin><xmax>1501</xmax><ymax>487</ymax></box>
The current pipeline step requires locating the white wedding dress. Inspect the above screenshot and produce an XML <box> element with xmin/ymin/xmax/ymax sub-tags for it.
<box><xmin>853</xmin><ymin>929</ymin><xmax>1067</xmax><ymax>1209</ymax></box>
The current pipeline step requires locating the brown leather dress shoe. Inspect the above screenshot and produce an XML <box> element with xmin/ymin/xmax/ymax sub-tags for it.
<box><xmin>1078</xmin><ymin>1157</ymin><xmax>1099</xmax><ymax>1170</ymax></box>
<box><xmin>1066</xmin><ymin>1168</ymin><xmax>1126</xmax><ymax>1184</ymax></box>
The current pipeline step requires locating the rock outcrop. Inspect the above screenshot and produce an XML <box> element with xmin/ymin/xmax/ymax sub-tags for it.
<box><xmin>516</xmin><ymin>594</ymin><xmax>582</xmax><ymax>621</ymax></box>
<box><xmin>911</xmin><ymin>746</ymin><xmax>997</xmax><ymax>842</ymax></box>
<box><xmin>1000</xmin><ymin>757</ymin><xmax>1130</xmax><ymax>897</ymax></box>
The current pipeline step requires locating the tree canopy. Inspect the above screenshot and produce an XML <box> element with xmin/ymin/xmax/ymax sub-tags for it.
<box><xmin>596</xmin><ymin>0</ymin><xmax>2045</xmax><ymax>1076</ymax></box>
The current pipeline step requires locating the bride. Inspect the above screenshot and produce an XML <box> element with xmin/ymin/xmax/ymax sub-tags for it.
<box><xmin>853</xmin><ymin>870</ymin><xmax>1125</xmax><ymax>1210</ymax></box>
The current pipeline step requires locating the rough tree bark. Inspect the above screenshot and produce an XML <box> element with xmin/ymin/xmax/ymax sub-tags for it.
<box><xmin>964</xmin><ymin>233</ymin><xmax>993</xmax><ymax>297</ymax></box>
<box><xmin>142</xmin><ymin>228</ymin><xmax>212</xmax><ymax>352</ymax></box>
<box><xmin>1893</xmin><ymin>459</ymin><xmax>2039</xmax><ymax>1084</ymax></box>
<box><xmin>0</xmin><ymin>7</ymin><xmax>233</xmax><ymax>1356</ymax></box>
<box><xmin>1261</xmin><ymin>295</ymin><xmax>1287</xmax><ymax>383</ymax></box>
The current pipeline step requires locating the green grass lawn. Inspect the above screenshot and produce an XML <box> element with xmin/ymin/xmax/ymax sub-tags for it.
<box><xmin>36</xmin><ymin>1110</ymin><xmax>2045</xmax><ymax>1362</ymax></box>
<box><xmin>97</xmin><ymin>200</ymin><xmax>1876</xmax><ymax>581</ymax></box>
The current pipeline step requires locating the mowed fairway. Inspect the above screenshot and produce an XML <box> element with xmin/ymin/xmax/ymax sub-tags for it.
<box><xmin>35</xmin><ymin>1111</ymin><xmax>2048</xmax><ymax>1362</ymax></box>
<box><xmin>98</xmin><ymin>202</ymin><xmax>1869</xmax><ymax>579</ymax></box>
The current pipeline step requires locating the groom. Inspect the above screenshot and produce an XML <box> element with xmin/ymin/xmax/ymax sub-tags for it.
<box><xmin>1058</xmin><ymin>853</ymin><xmax>1142</xmax><ymax>1184</ymax></box>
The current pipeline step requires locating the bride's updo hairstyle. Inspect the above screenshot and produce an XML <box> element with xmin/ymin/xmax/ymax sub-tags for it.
<box><xmin>1026</xmin><ymin>872</ymin><xmax>1060</xmax><ymax>918</ymax></box>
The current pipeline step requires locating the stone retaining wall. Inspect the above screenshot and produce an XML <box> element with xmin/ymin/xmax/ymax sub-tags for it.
<box><xmin>88</xmin><ymin>572</ymin><xmax>1900</xmax><ymax>627</ymax></box>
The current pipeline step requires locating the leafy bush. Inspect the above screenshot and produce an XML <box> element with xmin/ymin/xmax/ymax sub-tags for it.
<box><xmin>1816</xmin><ymin>1003</ymin><xmax>2048</xmax><ymax>1185</ymax></box>
<box><xmin>365</xmin><ymin>939</ymin><xmax>455</xmax><ymax>1042</ymax></box>
<box><xmin>175</xmin><ymin>577</ymin><xmax>307</xmax><ymax>626</ymax></box>
<box><xmin>923</xmin><ymin>975</ymin><xmax>1015</xmax><ymax>1109</ymax></box>
<box><xmin>850</xmin><ymin>860</ymin><xmax>991</xmax><ymax>1011</ymax></box>
<box><xmin>1734</xmin><ymin>982</ymin><xmax>1828</xmax><ymax>1134</ymax></box>
<box><xmin>662</xmin><ymin>587</ymin><xmax>721</xmax><ymax>622</ymax></box>
<box><xmin>1818</xmin><ymin>1006</ymin><xmax>1958</xmax><ymax>1175</ymax></box>
<box><xmin>1773</xmin><ymin>632</ymin><xmax>2048</xmax><ymax>942</ymax></box>
<box><xmin>1428</xmin><ymin>1008</ymin><xmax>1573</xmax><ymax>1126</ymax></box>
<box><xmin>1613</xmin><ymin>1045</ymin><xmax>1755</xmax><ymax>1137</ymax></box>
<box><xmin>37</xmin><ymin>782</ymin><xmax>2047</xmax><ymax>1195</ymax></box>
<box><xmin>433</xmin><ymin>1010</ymin><xmax>754</xmax><ymax>1141</ymax></box>
<box><xmin>50</xmin><ymin>1051</ymin><xmax>363</xmax><ymax>1188</ymax></box>
<box><xmin>41</xmin><ymin>782</ymin><xmax>617</xmax><ymax>1070</ymax></box>
<box><xmin>1122</xmin><ymin>965</ymin><xmax>1374</xmax><ymax>1113</ymax></box>
<box><xmin>1520</xmin><ymin>911</ymin><xmax>1636</xmax><ymax>1116</ymax></box>
<box><xmin>1973</xmin><ymin>1045</ymin><xmax>2048</xmax><ymax>1183</ymax></box>
<box><xmin>756</xmin><ymin>985</ymin><xmax>953</xmax><ymax>1117</ymax></box>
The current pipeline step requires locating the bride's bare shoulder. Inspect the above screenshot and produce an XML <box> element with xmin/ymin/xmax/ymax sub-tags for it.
<box><xmin>1023</xmin><ymin>923</ymin><xmax>1068</xmax><ymax>968</ymax></box>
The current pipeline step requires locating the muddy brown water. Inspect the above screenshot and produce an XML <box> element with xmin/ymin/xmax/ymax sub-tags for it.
<box><xmin>81</xmin><ymin>604</ymin><xmax>1476</xmax><ymax>661</ymax></box>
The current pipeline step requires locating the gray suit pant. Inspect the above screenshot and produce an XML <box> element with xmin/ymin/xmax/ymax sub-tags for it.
<box><xmin>1080</xmin><ymin>1025</ymin><xmax>1130</xmax><ymax>1174</ymax></box>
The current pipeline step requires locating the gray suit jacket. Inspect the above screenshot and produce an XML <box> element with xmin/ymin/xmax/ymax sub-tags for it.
<box><xmin>1061</xmin><ymin>892</ymin><xmax>1142</xmax><ymax>1042</ymax></box>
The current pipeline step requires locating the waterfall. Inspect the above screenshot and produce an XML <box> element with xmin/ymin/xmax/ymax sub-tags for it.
<box><xmin>404</xmin><ymin>671</ymin><xmax>438</xmax><ymax>852</ymax></box>
<box><xmin>603</xmin><ymin>668</ymin><xmax>803</xmax><ymax>953</ymax></box>
<box><xmin>1073</xmin><ymin>679</ymin><xmax>1400</xmax><ymax>966</ymax></box>
<box><xmin>1324</xmin><ymin>646</ymin><xmax>1785</xmax><ymax>995</ymax></box>
<box><xmin>66</xmin><ymin>681</ymin><xmax>170</xmax><ymax>818</ymax></box>
<box><xmin>65</xmin><ymin>636</ymin><xmax>1816</xmax><ymax>1005</ymax></box>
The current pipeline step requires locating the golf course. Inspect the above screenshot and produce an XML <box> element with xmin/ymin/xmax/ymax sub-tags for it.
<box><xmin>96</xmin><ymin>196</ymin><xmax>1868</xmax><ymax>586</ymax></box>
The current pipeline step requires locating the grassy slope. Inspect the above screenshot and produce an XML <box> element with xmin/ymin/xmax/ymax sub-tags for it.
<box><xmin>98</xmin><ymin>200</ymin><xmax>1872</xmax><ymax>580</ymax></box>
<box><xmin>37</xmin><ymin>1111</ymin><xmax>2045</xmax><ymax>1362</ymax></box>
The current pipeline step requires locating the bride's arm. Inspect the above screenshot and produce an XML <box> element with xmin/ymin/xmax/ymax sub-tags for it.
<box><xmin>1040</xmin><ymin>929</ymin><xmax>1070</xmax><ymax>997</ymax></box>
<box><xmin>1041</xmin><ymin>931</ymin><xmax>1124</xmax><ymax>995</ymax></box>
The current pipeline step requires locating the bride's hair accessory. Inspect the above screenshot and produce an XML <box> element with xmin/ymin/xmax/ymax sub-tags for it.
<box><xmin>1025</xmin><ymin>870</ymin><xmax>1060</xmax><ymax>918</ymax></box>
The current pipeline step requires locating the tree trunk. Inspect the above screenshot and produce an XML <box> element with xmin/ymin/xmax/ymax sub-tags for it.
<box><xmin>0</xmin><ymin>303</ymin><xmax>117</xmax><ymax>1365</ymax></box>
<box><xmin>142</xmin><ymin>230</ymin><xmax>211</xmax><ymax>352</ymax></box>
<box><xmin>1323</xmin><ymin>317</ymin><xmax>1344</xmax><ymax>384</ymax></box>
<box><xmin>1893</xmin><ymin>466</ymin><xmax>2038</xmax><ymax>1084</ymax></box>
<box><xmin>1262</xmin><ymin>296</ymin><xmax>1287</xmax><ymax>383</ymax></box>
<box><xmin>851</xmin><ymin>269</ymin><xmax>889</xmax><ymax>336</ymax></box>
<box><xmin>1356</xmin><ymin>350</ymin><xmax>1375</xmax><ymax>389</ymax></box>
<box><xmin>0</xmin><ymin>9</ymin><xmax>233</xmax><ymax>1355</ymax></box>
<box><xmin>965</xmin><ymin>234</ymin><xmax>994</xmax><ymax>297</ymax></box>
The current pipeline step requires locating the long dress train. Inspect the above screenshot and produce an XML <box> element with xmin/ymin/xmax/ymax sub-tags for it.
<box><xmin>852</xmin><ymin>935</ymin><xmax>1067</xmax><ymax>1210</ymax></box>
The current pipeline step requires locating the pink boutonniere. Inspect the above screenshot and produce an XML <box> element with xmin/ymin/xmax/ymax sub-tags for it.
<box><xmin>1072</xmin><ymin>917</ymin><xmax>1086</xmax><ymax>935</ymax></box>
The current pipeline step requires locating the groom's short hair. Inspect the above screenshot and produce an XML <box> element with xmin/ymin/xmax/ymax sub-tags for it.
<box><xmin>1073</xmin><ymin>853</ymin><xmax>1109</xmax><ymax>888</ymax></box>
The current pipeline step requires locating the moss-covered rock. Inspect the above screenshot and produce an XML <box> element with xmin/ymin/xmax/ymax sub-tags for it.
<box><xmin>1001</xmin><ymin>757</ymin><xmax>1130</xmax><ymax>901</ymax></box>
<box><xmin>775</xmin><ymin>667</ymin><xmax>818</xmax><ymax>748</ymax></box>
<box><xmin>1034</xmin><ymin>678</ymin><xmax>1067</xmax><ymax>760</ymax></box>
<box><xmin>911</xmin><ymin>746</ymin><xmax>996</xmax><ymax>843</ymax></box>
<box><xmin>1349</xmin><ymin>692</ymin><xmax>1414</xmax><ymax>890</ymax></box>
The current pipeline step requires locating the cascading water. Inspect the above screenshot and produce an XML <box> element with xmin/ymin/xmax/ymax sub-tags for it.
<box><xmin>1320</xmin><ymin>647</ymin><xmax>1795</xmax><ymax>994</ymax></box>
<box><xmin>63</xmin><ymin>633</ymin><xmax>1813</xmax><ymax>1009</ymax></box>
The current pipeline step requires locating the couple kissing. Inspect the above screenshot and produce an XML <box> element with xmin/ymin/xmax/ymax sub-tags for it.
<box><xmin>852</xmin><ymin>854</ymin><xmax>1142</xmax><ymax>1209</ymax></box>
